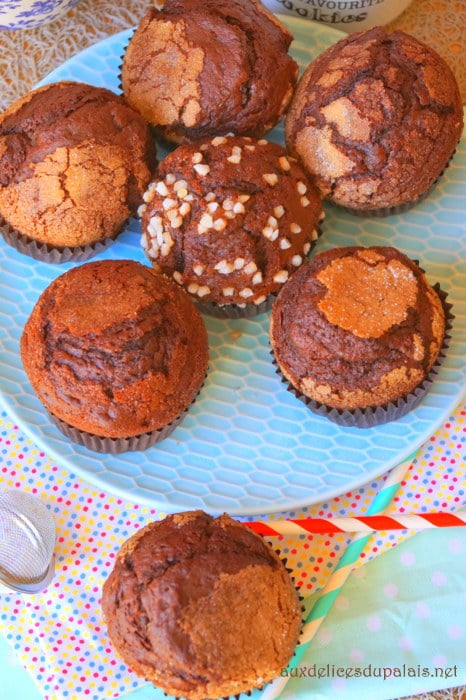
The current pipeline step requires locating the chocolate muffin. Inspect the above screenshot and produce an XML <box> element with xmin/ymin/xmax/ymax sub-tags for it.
<box><xmin>285</xmin><ymin>28</ymin><xmax>464</xmax><ymax>215</ymax></box>
<box><xmin>102</xmin><ymin>510</ymin><xmax>302</xmax><ymax>700</ymax></box>
<box><xmin>20</xmin><ymin>260</ymin><xmax>209</xmax><ymax>452</ymax></box>
<box><xmin>270</xmin><ymin>247</ymin><xmax>448</xmax><ymax>425</ymax></box>
<box><xmin>140</xmin><ymin>135</ymin><xmax>323</xmax><ymax>317</ymax></box>
<box><xmin>121</xmin><ymin>0</ymin><xmax>298</xmax><ymax>144</ymax></box>
<box><xmin>0</xmin><ymin>81</ymin><xmax>156</xmax><ymax>261</ymax></box>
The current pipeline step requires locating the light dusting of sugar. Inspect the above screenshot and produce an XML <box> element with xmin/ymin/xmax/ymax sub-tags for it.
<box><xmin>317</xmin><ymin>254</ymin><xmax>418</xmax><ymax>338</ymax></box>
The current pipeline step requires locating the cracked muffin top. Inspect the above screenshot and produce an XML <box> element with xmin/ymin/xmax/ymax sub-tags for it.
<box><xmin>270</xmin><ymin>246</ymin><xmax>446</xmax><ymax>411</ymax></box>
<box><xmin>121</xmin><ymin>0</ymin><xmax>298</xmax><ymax>144</ymax></box>
<box><xmin>285</xmin><ymin>27</ymin><xmax>464</xmax><ymax>214</ymax></box>
<box><xmin>140</xmin><ymin>135</ymin><xmax>323</xmax><ymax>314</ymax></box>
<box><xmin>0</xmin><ymin>81</ymin><xmax>156</xmax><ymax>250</ymax></box>
<box><xmin>101</xmin><ymin>510</ymin><xmax>302</xmax><ymax>700</ymax></box>
<box><xmin>20</xmin><ymin>259</ymin><xmax>209</xmax><ymax>438</ymax></box>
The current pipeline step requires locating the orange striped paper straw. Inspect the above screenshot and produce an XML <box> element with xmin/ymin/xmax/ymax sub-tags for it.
<box><xmin>245</xmin><ymin>511</ymin><xmax>466</xmax><ymax>536</ymax></box>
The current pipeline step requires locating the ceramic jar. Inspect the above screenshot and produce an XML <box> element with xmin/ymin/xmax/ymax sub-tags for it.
<box><xmin>0</xmin><ymin>0</ymin><xmax>81</xmax><ymax>30</ymax></box>
<box><xmin>261</xmin><ymin>0</ymin><xmax>414</xmax><ymax>32</ymax></box>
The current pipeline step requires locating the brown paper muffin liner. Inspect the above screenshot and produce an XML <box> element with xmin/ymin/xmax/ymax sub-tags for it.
<box><xmin>340</xmin><ymin>151</ymin><xmax>456</xmax><ymax>218</ymax></box>
<box><xmin>272</xmin><ymin>285</ymin><xmax>453</xmax><ymax>429</ymax></box>
<box><xmin>343</xmin><ymin>197</ymin><xmax>428</xmax><ymax>219</ymax></box>
<box><xmin>49</xmin><ymin>409</ymin><xmax>186</xmax><ymax>454</ymax></box>
<box><xmin>48</xmin><ymin>376</ymin><xmax>207</xmax><ymax>454</ymax></box>
<box><xmin>118</xmin><ymin>32</ymin><xmax>137</xmax><ymax>98</ymax></box>
<box><xmin>195</xmin><ymin>292</ymin><xmax>276</xmax><ymax>319</ymax></box>
<box><xmin>0</xmin><ymin>215</ymin><xmax>120</xmax><ymax>264</ymax></box>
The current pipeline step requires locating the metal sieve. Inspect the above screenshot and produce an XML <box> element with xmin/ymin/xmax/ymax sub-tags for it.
<box><xmin>0</xmin><ymin>490</ymin><xmax>56</xmax><ymax>593</ymax></box>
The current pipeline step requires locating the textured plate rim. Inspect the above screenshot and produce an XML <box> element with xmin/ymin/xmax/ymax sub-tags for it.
<box><xmin>1</xmin><ymin>18</ymin><xmax>465</xmax><ymax>516</ymax></box>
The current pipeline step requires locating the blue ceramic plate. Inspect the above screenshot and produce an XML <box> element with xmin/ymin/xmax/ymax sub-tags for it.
<box><xmin>0</xmin><ymin>19</ymin><xmax>465</xmax><ymax>515</ymax></box>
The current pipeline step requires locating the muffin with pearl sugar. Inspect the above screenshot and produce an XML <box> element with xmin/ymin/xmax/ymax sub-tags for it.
<box><xmin>140</xmin><ymin>135</ymin><xmax>323</xmax><ymax>317</ymax></box>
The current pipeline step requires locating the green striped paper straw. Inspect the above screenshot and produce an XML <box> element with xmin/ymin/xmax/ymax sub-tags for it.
<box><xmin>261</xmin><ymin>451</ymin><xmax>416</xmax><ymax>700</ymax></box>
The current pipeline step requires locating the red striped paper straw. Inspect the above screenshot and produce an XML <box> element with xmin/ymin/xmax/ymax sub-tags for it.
<box><xmin>245</xmin><ymin>511</ymin><xmax>466</xmax><ymax>536</ymax></box>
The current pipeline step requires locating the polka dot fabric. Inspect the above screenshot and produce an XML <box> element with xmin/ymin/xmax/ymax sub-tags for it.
<box><xmin>0</xmin><ymin>404</ymin><xmax>465</xmax><ymax>699</ymax></box>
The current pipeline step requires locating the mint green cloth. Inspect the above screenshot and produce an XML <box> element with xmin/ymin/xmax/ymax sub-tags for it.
<box><xmin>286</xmin><ymin>526</ymin><xmax>466</xmax><ymax>699</ymax></box>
